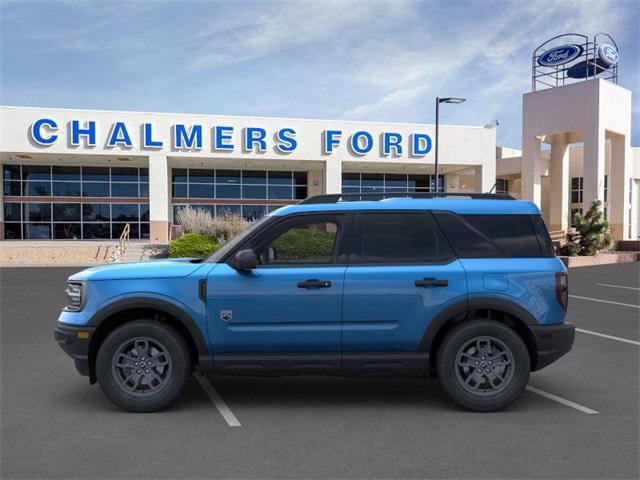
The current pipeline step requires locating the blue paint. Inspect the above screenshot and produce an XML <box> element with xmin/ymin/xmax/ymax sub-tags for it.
<box><xmin>143</xmin><ymin>123</ymin><xmax>163</xmax><ymax>148</ymax></box>
<box><xmin>70</xmin><ymin>120</ymin><xmax>96</xmax><ymax>146</ymax></box>
<box><xmin>244</xmin><ymin>127</ymin><xmax>267</xmax><ymax>152</ymax></box>
<box><xmin>214</xmin><ymin>126</ymin><xmax>234</xmax><ymax>151</ymax></box>
<box><xmin>350</xmin><ymin>131</ymin><xmax>373</xmax><ymax>155</ymax></box>
<box><xmin>173</xmin><ymin>124</ymin><xmax>203</xmax><ymax>149</ymax></box>
<box><xmin>106</xmin><ymin>122</ymin><xmax>132</xmax><ymax>147</ymax></box>
<box><xmin>275</xmin><ymin>128</ymin><xmax>297</xmax><ymax>152</ymax></box>
<box><xmin>30</xmin><ymin>118</ymin><xmax>58</xmax><ymax>145</ymax></box>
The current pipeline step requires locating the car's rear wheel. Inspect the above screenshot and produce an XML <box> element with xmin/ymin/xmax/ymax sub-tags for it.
<box><xmin>436</xmin><ymin>320</ymin><xmax>530</xmax><ymax>412</ymax></box>
<box><xmin>96</xmin><ymin>320</ymin><xmax>191</xmax><ymax>412</ymax></box>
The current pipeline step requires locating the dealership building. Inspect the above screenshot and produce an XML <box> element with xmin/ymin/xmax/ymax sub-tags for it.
<box><xmin>0</xmin><ymin>34</ymin><xmax>638</xmax><ymax>245</ymax></box>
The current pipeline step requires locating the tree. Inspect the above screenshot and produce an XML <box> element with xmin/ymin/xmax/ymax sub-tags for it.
<box><xmin>560</xmin><ymin>199</ymin><xmax>613</xmax><ymax>256</ymax></box>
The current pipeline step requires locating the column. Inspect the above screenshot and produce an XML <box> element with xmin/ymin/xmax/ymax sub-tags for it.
<box><xmin>445</xmin><ymin>173</ymin><xmax>459</xmax><ymax>192</ymax></box>
<box><xmin>474</xmin><ymin>162</ymin><xmax>495</xmax><ymax>194</ymax></box>
<box><xmin>324</xmin><ymin>159</ymin><xmax>342</xmax><ymax>194</ymax></box>
<box><xmin>306</xmin><ymin>169</ymin><xmax>324</xmax><ymax>197</ymax></box>
<box><xmin>609</xmin><ymin>134</ymin><xmax>631</xmax><ymax>240</ymax></box>
<box><xmin>521</xmin><ymin>135</ymin><xmax>543</xmax><ymax>206</ymax></box>
<box><xmin>582</xmin><ymin>126</ymin><xmax>605</xmax><ymax>211</ymax></box>
<box><xmin>148</xmin><ymin>153</ymin><xmax>170</xmax><ymax>244</ymax></box>
<box><xmin>549</xmin><ymin>134</ymin><xmax>570</xmax><ymax>231</ymax></box>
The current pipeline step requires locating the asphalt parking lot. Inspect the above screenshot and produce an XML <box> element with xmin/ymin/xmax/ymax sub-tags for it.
<box><xmin>1</xmin><ymin>263</ymin><xmax>638</xmax><ymax>479</ymax></box>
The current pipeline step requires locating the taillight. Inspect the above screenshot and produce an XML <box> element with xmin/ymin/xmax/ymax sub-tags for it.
<box><xmin>555</xmin><ymin>272</ymin><xmax>568</xmax><ymax>310</ymax></box>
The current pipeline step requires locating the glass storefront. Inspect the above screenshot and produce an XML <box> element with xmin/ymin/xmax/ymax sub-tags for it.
<box><xmin>342</xmin><ymin>172</ymin><xmax>445</xmax><ymax>194</ymax></box>
<box><xmin>172</xmin><ymin>168</ymin><xmax>307</xmax><ymax>221</ymax></box>
<box><xmin>2</xmin><ymin>164</ymin><xmax>149</xmax><ymax>239</ymax></box>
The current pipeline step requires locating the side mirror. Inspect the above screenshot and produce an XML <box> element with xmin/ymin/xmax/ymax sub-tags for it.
<box><xmin>232</xmin><ymin>249</ymin><xmax>258</xmax><ymax>270</ymax></box>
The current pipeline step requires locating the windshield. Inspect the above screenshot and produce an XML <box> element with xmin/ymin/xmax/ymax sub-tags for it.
<box><xmin>207</xmin><ymin>215</ymin><xmax>272</xmax><ymax>263</ymax></box>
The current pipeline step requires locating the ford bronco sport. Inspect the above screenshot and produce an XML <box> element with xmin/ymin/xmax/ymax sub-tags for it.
<box><xmin>55</xmin><ymin>193</ymin><xmax>574</xmax><ymax>412</ymax></box>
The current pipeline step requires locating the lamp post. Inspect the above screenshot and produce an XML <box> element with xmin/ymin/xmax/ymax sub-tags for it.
<box><xmin>435</xmin><ymin>97</ymin><xmax>466</xmax><ymax>192</ymax></box>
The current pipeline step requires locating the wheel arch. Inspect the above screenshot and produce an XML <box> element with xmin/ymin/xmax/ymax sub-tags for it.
<box><xmin>86</xmin><ymin>298</ymin><xmax>212</xmax><ymax>383</ymax></box>
<box><xmin>422</xmin><ymin>297</ymin><xmax>539</xmax><ymax>374</ymax></box>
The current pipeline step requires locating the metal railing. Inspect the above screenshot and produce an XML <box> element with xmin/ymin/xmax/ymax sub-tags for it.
<box><xmin>108</xmin><ymin>223</ymin><xmax>131</xmax><ymax>263</ymax></box>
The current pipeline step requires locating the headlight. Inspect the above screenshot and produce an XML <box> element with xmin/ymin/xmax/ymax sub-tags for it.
<box><xmin>64</xmin><ymin>282</ymin><xmax>85</xmax><ymax>311</ymax></box>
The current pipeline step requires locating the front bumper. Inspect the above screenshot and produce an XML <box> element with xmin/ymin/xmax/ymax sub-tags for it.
<box><xmin>530</xmin><ymin>322</ymin><xmax>575</xmax><ymax>371</ymax></box>
<box><xmin>54</xmin><ymin>324</ymin><xmax>95</xmax><ymax>377</ymax></box>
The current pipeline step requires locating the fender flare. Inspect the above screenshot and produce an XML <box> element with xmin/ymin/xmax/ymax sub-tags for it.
<box><xmin>420</xmin><ymin>297</ymin><xmax>538</xmax><ymax>353</ymax></box>
<box><xmin>87</xmin><ymin>297</ymin><xmax>212</xmax><ymax>370</ymax></box>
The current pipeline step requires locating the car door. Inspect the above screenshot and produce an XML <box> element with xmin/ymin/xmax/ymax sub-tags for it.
<box><xmin>341</xmin><ymin>211</ymin><xmax>467</xmax><ymax>374</ymax></box>
<box><xmin>206</xmin><ymin>213</ymin><xmax>348</xmax><ymax>373</ymax></box>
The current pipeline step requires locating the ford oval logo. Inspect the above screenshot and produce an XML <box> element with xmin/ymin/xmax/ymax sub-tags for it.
<box><xmin>538</xmin><ymin>44</ymin><xmax>583</xmax><ymax>67</ymax></box>
<box><xmin>598</xmin><ymin>44</ymin><xmax>618</xmax><ymax>66</ymax></box>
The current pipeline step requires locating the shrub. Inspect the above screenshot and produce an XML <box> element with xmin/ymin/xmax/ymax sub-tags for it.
<box><xmin>175</xmin><ymin>207</ymin><xmax>252</xmax><ymax>243</ymax></box>
<box><xmin>560</xmin><ymin>199</ymin><xmax>613</xmax><ymax>256</ymax></box>
<box><xmin>169</xmin><ymin>233</ymin><xmax>220</xmax><ymax>258</ymax></box>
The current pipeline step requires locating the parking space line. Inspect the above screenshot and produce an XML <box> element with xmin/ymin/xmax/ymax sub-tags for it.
<box><xmin>525</xmin><ymin>385</ymin><xmax>599</xmax><ymax>415</ymax></box>
<box><xmin>595</xmin><ymin>283</ymin><xmax>640</xmax><ymax>291</ymax></box>
<box><xmin>576</xmin><ymin>327</ymin><xmax>640</xmax><ymax>346</ymax></box>
<box><xmin>194</xmin><ymin>373</ymin><xmax>242</xmax><ymax>427</ymax></box>
<box><xmin>569</xmin><ymin>294</ymin><xmax>640</xmax><ymax>309</ymax></box>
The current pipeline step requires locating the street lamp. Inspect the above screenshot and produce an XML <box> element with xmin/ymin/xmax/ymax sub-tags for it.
<box><xmin>435</xmin><ymin>97</ymin><xmax>466</xmax><ymax>193</ymax></box>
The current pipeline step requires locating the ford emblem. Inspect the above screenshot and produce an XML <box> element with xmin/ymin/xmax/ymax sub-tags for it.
<box><xmin>538</xmin><ymin>44</ymin><xmax>583</xmax><ymax>67</ymax></box>
<box><xmin>598</xmin><ymin>44</ymin><xmax>618</xmax><ymax>66</ymax></box>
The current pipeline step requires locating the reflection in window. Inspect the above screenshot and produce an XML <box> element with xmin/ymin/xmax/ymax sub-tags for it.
<box><xmin>265</xmin><ymin>221</ymin><xmax>338</xmax><ymax>264</ymax></box>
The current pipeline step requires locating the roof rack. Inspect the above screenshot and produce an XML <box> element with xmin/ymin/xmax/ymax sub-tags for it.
<box><xmin>299</xmin><ymin>192</ymin><xmax>515</xmax><ymax>205</ymax></box>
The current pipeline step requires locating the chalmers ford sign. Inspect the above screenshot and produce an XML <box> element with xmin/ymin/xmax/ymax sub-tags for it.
<box><xmin>29</xmin><ymin>118</ymin><xmax>434</xmax><ymax>157</ymax></box>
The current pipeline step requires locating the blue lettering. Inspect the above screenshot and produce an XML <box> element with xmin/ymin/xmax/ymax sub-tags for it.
<box><xmin>30</xmin><ymin>118</ymin><xmax>58</xmax><ymax>145</ymax></box>
<box><xmin>107</xmin><ymin>122</ymin><xmax>132</xmax><ymax>148</ymax></box>
<box><xmin>71</xmin><ymin>120</ymin><xmax>96</xmax><ymax>147</ymax></box>
<box><xmin>214</xmin><ymin>126</ymin><xmax>234</xmax><ymax>151</ymax></box>
<box><xmin>383</xmin><ymin>132</ymin><xmax>403</xmax><ymax>156</ymax></box>
<box><xmin>143</xmin><ymin>123</ymin><xmax>163</xmax><ymax>148</ymax></box>
<box><xmin>323</xmin><ymin>130</ymin><xmax>342</xmax><ymax>154</ymax></box>
<box><xmin>411</xmin><ymin>133</ymin><xmax>432</xmax><ymax>156</ymax></box>
<box><xmin>244</xmin><ymin>127</ymin><xmax>267</xmax><ymax>152</ymax></box>
<box><xmin>173</xmin><ymin>124</ymin><xmax>203</xmax><ymax>150</ymax></box>
<box><xmin>350</xmin><ymin>131</ymin><xmax>373</xmax><ymax>155</ymax></box>
<box><xmin>275</xmin><ymin>128</ymin><xmax>297</xmax><ymax>153</ymax></box>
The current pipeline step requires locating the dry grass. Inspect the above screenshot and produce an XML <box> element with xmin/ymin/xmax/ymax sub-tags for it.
<box><xmin>175</xmin><ymin>207</ymin><xmax>252</xmax><ymax>243</ymax></box>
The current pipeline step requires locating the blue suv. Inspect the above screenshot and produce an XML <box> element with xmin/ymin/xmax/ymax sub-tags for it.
<box><xmin>55</xmin><ymin>193</ymin><xmax>574</xmax><ymax>412</ymax></box>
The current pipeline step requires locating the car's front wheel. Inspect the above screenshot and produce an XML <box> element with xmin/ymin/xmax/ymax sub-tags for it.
<box><xmin>436</xmin><ymin>320</ymin><xmax>530</xmax><ymax>412</ymax></box>
<box><xmin>96</xmin><ymin>320</ymin><xmax>191</xmax><ymax>412</ymax></box>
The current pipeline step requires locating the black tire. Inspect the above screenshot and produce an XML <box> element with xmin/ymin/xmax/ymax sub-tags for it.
<box><xmin>436</xmin><ymin>320</ymin><xmax>530</xmax><ymax>412</ymax></box>
<box><xmin>96</xmin><ymin>319</ymin><xmax>191</xmax><ymax>412</ymax></box>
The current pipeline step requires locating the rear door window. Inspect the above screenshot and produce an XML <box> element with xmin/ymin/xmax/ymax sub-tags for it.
<box><xmin>349</xmin><ymin>212</ymin><xmax>454</xmax><ymax>264</ymax></box>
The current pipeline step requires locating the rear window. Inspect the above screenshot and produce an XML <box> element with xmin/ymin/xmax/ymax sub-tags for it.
<box><xmin>434</xmin><ymin>213</ymin><xmax>553</xmax><ymax>258</ymax></box>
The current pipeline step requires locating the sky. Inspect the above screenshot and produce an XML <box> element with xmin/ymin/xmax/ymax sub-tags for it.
<box><xmin>1</xmin><ymin>0</ymin><xmax>638</xmax><ymax>148</ymax></box>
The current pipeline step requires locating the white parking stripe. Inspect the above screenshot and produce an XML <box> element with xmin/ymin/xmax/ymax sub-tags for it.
<box><xmin>576</xmin><ymin>327</ymin><xmax>640</xmax><ymax>346</ymax></box>
<box><xmin>525</xmin><ymin>385</ymin><xmax>599</xmax><ymax>415</ymax></box>
<box><xmin>569</xmin><ymin>294</ymin><xmax>640</xmax><ymax>309</ymax></box>
<box><xmin>596</xmin><ymin>283</ymin><xmax>640</xmax><ymax>291</ymax></box>
<box><xmin>195</xmin><ymin>374</ymin><xmax>242</xmax><ymax>427</ymax></box>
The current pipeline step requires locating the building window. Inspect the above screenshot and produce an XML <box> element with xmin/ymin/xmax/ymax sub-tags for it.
<box><xmin>3</xmin><ymin>164</ymin><xmax>149</xmax><ymax>199</ymax></box>
<box><xmin>496</xmin><ymin>179</ymin><xmax>509</xmax><ymax>194</ymax></box>
<box><xmin>570</xmin><ymin>177</ymin><xmax>583</xmax><ymax>203</ymax></box>
<box><xmin>3</xmin><ymin>201</ymin><xmax>149</xmax><ymax>240</ymax></box>
<box><xmin>341</xmin><ymin>173</ymin><xmax>444</xmax><ymax>195</ymax></box>
<box><xmin>603</xmin><ymin>175</ymin><xmax>608</xmax><ymax>203</ymax></box>
<box><xmin>3</xmin><ymin>164</ymin><xmax>149</xmax><ymax>240</ymax></box>
<box><xmin>171</xmin><ymin>168</ymin><xmax>307</xmax><ymax>221</ymax></box>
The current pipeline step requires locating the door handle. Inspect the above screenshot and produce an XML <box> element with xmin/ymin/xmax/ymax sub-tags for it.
<box><xmin>297</xmin><ymin>279</ymin><xmax>332</xmax><ymax>289</ymax></box>
<box><xmin>415</xmin><ymin>278</ymin><xmax>448</xmax><ymax>287</ymax></box>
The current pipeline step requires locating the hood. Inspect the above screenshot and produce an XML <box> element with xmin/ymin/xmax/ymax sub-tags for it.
<box><xmin>69</xmin><ymin>258</ymin><xmax>208</xmax><ymax>281</ymax></box>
